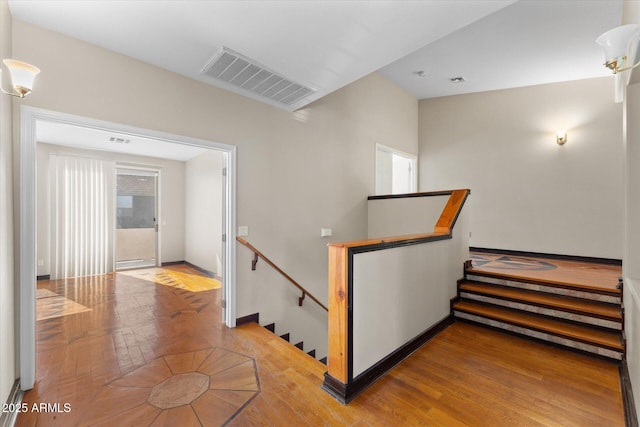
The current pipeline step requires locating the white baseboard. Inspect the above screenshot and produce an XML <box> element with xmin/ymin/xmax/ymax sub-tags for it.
<box><xmin>0</xmin><ymin>380</ymin><xmax>23</xmax><ymax>427</ymax></box>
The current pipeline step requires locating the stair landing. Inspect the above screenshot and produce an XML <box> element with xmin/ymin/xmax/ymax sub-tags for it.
<box><xmin>454</xmin><ymin>250</ymin><xmax>624</xmax><ymax>360</ymax></box>
<box><xmin>468</xmin><ymin>251</ymin><xmax>621</xmax><ymax>294</ymax></box>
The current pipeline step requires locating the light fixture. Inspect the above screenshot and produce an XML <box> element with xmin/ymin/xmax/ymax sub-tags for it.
<box><xmin>0</xmin><ymin>59</ymin><xmax>40</xmax><ymax>98</ymax></box>
<box><xmin>556</xmin><ymin>130</ymin><xmax>567</xmax><ymax>145</ymax></box>
<box><xmin>596</xmin><ymin>24</ymin><xmax>640</xmax><ymax>74</ymax></box>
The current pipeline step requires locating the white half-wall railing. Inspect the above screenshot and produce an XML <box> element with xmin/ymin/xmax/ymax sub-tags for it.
<box><xmin>323</xmin><ymin>189</ymin><xmax>470</xmax><ymax>403</ymax></box>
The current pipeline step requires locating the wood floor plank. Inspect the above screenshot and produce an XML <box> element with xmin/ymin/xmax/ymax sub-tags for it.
<box><xmin>17</xmin><ymin>265</ymin><xmax>625</xmax><ymax>426</ymax></box>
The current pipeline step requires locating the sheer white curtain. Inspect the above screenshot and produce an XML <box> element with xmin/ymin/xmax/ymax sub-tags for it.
<box><xmin>50</xmin><ymin>155</ymin><xmax>115</xmax><ymax>280</ymax></box>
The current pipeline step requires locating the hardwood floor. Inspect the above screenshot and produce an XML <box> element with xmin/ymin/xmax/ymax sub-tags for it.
<box><xmin>17</xmin><ymin>264</ymin><xmax>624</xmax><ymax>426</ymax></box>
<box><xmin>469</xmin><ymin>251</ymin><xmax>622</xmax><ymax>292</ymax></box>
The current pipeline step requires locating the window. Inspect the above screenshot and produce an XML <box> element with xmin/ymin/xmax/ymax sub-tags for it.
<box><xmin>375</xmin><ymin>144</ymin><xmax>417</xmax><ymax>195</ymax></box>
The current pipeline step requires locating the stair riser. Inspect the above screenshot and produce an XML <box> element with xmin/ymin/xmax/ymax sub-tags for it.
<box><xmin>465</xmin><ymin>274</ymin><xmax>620</xmax><ymax>304</ymax></box>
<box><xmin>454</xmin><ymin>311</ymin><xmax>623</xmax><ymax>360</ymax></box>
<box><xmin>460</xmin><ymin>292</ymin><xmax>622</xmax><ymax>330</ymax></box>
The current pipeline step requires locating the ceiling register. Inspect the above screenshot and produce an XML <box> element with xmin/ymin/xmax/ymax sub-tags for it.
<box><xmin>202</xmin><ymin>47</ymin><xmax>316</xmax><ymax>107</ymax></box>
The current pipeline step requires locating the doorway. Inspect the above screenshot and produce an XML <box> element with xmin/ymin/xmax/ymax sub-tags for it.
<box><xmin>115</xmin><ymin>168</ymin><xmax>159</xmax><ymax>270</ymax></box>
<box><xmin>19</xmin><ymin>106</ymin><xmax>238</xmax><ymax>391</ymax></box>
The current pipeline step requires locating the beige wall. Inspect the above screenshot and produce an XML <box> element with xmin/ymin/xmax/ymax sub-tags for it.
<box><xmin>185</xmin><ymin>150</ymin><xmax>224</xmax><ymax>275</ymax></box>
<box><xmin>419</xmin><ymin>78</ymin><xmax>624</xmax><ymax>259</ymax></box>
<box><xmin>623</xmin><ymin>0</ymin><xmax>640</xmax><ymax>416</ymax></box>
<box><xmin>13</xmin><ymin>19</ymin><xmax>418</xmax><ymax>348</ymax></box>
<box><xmin>0</xmin><ymin>0</ymin><xmax>15</xmax><ymax>407</ymax></box>
<box><xmin>36</xmin><ymin>143</ymin><xmax>186</xmax><ymax>276</ymax></box>
<box><xmin>367</xmin><ymin>194</ymin><xmax>448</xmax><ymax>239</ymax></box>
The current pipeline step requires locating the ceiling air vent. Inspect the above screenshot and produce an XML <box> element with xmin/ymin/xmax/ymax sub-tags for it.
<box><xmin>201</xmin><ymin>48</ymin><xmax>316</xmax><ymax>107</ymax></box>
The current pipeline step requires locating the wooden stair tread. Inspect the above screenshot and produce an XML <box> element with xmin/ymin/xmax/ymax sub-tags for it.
<box><xmin>465</xmin><ymin>268</ymin><xmax>620</xmax><ymax>295</ymax></box>
<box><xmin>459</xmin><ymin>281</ymin><xmax>621</xmax><ymax>320</ymax></box>
<box><xmin>237</xmin><ymin>322</ymin><xmax>326</xmax><ymax>371</ymax></box>
<box><xmin>453</xmin><ymin>301</ymin><xmax>623</xmax><ymax>351</ymax></box>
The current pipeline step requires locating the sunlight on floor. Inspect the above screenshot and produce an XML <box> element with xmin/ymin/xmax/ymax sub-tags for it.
<box><xmin>119</xmin><ymin>267</ymin><xmax>221</xmax><ymax>292</ymax></box>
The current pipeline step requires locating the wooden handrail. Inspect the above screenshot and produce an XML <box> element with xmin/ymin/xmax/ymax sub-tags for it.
<box><xmin>237</xmin><ymin>237</ymin><xmax>329</xmax><ymax>312</ymax></box>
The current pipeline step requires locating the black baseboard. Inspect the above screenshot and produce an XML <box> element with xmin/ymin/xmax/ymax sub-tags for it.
<box><xmin>322</xmin><ymin>315</ymin><xmax>454</xmax><ymax>404</ymax></box>
<box><xmin>470</xmin><ymin>247</ymin><xmax>622</xmax><ymax>266</ymax></box>
<box><xmin>161</xmin><ymin>260</ymin><xmax>185</xmax><ymax>266</ymax></box>
<box><xmin>36</xmin><ymin>275</ymin><xmax>50</xmax><ymax>281</ymax></box>
<box><xmin>620</xmin><ymin>360</ymin><xmax>639</xmax><ymax>427</ymax></box>
<box><xmin>236</xmin><ymin>313</ymin><xmax>259</xmax><ymax>326</ymax></box>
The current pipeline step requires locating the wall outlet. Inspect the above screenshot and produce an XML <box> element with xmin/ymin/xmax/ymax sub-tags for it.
<box><xmin>321</xmin><ymin>228</ymin><xmax>332</xmax><ymax>237</ymax></box>
<box><xmin>238</xmin><ymin>226</ymin><xmax>249</xmax><ymax>236</ymax></box>
<box><xmin>37</xmin><ymin>260</ymin><xmax>44</xmax><ymax>267</ymax></box>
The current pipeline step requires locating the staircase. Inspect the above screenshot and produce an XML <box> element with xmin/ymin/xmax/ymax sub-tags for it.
<box><xmin>452</xmin><ymin>258</ymin><xmax>625</xmax><ymax>360</ymax></box>
<box><xmin>263</xmin><ymin>321</ymin><xmax>327</xmax><ymax>365</ymax></box>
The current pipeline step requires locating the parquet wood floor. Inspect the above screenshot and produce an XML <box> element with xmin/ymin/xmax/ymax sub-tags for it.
<box><xmin>17</xmin><ymin>264</ymin><xmax>624</xmax><ymax>426</ymax></box>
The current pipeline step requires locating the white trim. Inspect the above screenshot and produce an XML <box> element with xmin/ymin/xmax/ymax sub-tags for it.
<box><xmin>374</xmin><ymin>143</ymin><xmax>418</xmax><ymax>195</ymax></box>
<box><xmin>0</xmin><ymin>379</ymin><xmax>23</xmax><ymax>427</ymax></box>
<box><xmin>19</xmin><ymin>106</ymin><xmax>37</xmax><ymax>391</ymax></box>
<box><xmin>19</xmin><ymin>106</ymin><xmax>238</xmax><ymax>390</ymax></box>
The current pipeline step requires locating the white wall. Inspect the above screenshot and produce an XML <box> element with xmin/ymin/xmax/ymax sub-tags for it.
<box><xmin>0</xmin><ymin>0</ymin><xmax>15</xmax><ymax>407</ymax></box>
<box><xmin>419</xmin><ymin>78</ymin><xmax>623</xmax><ymax>259</ymax></box>
<box><xmin>36</xmin><ymin>143</ymin><xmax>186</xmax><ymax>276</ymax></box>
<box><xmin>12</xmin><ymin>20</ymin><xmax>418</xmax><ymax>359</ymax></box>
<box><xmin>185</xmin><ymin>150</ymin><xmax>224</xmax><ymax>275</ymax></box>
<box><xmin>624</xmin><ymin>6</ymin><xmax>640</xmax><ymax>412</ymax></box>
<box><xmin>353</xmin><ymin>208</ymin><xmax>468</xmax><ymax>377</ymax></box>
<box><xmin>367</xmin><ymin>194</ymin><xmax>448</xmax><ymax>238</ymax></box>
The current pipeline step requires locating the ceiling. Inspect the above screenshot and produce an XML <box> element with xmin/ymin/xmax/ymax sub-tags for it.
<box><xmin>9</xmin><ymin>0</ymin><xmax>623</xmax><ymax>160</ymax></box>
<box><xmin>379</xmin><ymin>0</ymin><xmax>622</xmax><ymax>99</ymax></box>
<box><xmin>37</xmin><ymin>121</ymin><xmax>208</xmax><ymax>161</ymax></box>
<box><xmin>10</xmin><ymin>0</ymin><xmax>623</xmax><ymax>112</ymax></box>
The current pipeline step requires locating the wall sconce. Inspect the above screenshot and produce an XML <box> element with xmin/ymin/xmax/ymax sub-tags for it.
<box><xmin>556</xmin><ymin>130</ymin><xmax>567</xmax><ymax>145</ymax></box>
<box><xmin>596</xmin><ymin>24</ymin><xmax>640</xmax><ymax>74</ymax></box>
<box><xmin>0</xmin><ymin>59</ymin><xmax>40</xmax><ymax>98</ymax></box>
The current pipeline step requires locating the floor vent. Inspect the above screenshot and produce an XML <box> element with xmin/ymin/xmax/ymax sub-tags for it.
<box><xmin>201</xmin><ymin>47</ymin><xmax>315</xmax><ymax>107</ymax></box>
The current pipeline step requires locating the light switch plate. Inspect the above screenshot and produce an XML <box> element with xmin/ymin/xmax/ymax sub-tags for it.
<box><xmin>238</xmin><ymin>226</ymin><xmax>249</xmax><ymax>236</ymax></box>
<box><xmin>321</xmin><ymin>228</ymin><xmax>332</xmax><ymax>237</ymax></box>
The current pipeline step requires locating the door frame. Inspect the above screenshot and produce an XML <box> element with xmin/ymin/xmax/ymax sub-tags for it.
<box><xmin>115</xmin><ymin>167</ymin><xmax>161</xmax><ymax>270</ymax></box>
<box><xmin>19</xmin><ymin>106</ymin><xmax>238</xmax><ymax>391</ymax></box>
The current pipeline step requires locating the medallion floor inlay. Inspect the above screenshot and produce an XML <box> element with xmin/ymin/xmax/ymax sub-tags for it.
<box><xmin>97</xmin><ymin>347</ymin><xmax>260</xmax><ymax>424</ymax></box>
<box><xmin>149</xmin><ymin>372</ymin><xmax>210</xmax><ymax>409</ymax></box>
